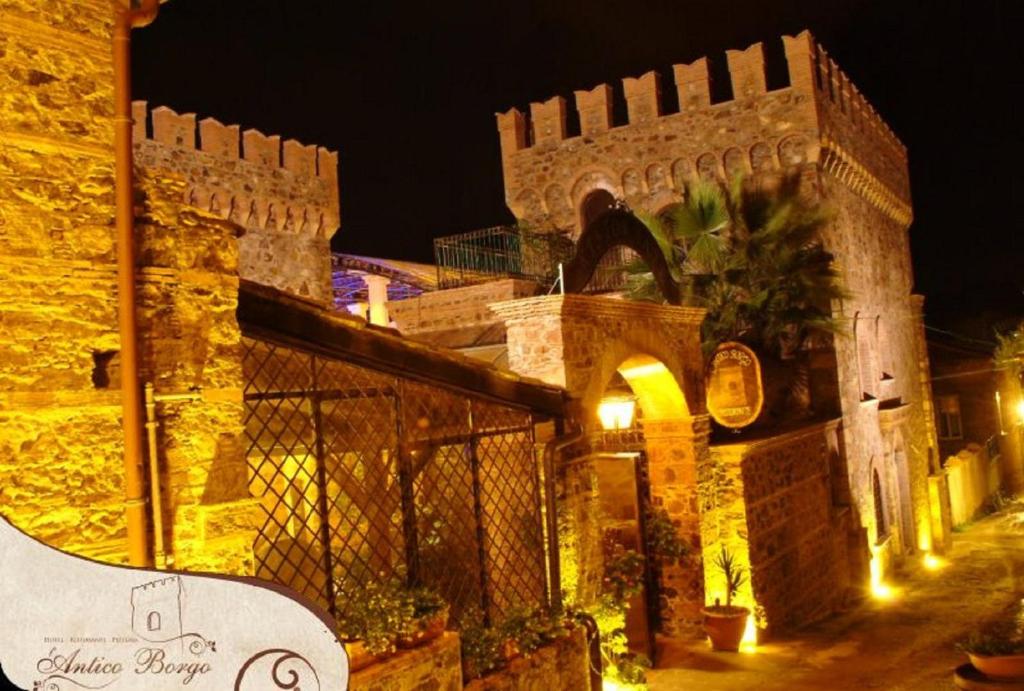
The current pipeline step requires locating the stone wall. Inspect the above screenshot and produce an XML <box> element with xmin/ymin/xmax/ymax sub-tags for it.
<box><xmin>387</xmin><ymin>278</ymin><xmax>539</xmax><ymax>349</ymax></box>
<box><xmin>349</xmin><ymin>632</ymin><xmax>462</xmax><ymax>691</ymax></box>
<box><xmin>0</xmin><ymin>0</ymin><xmax>259</xmax><ymax>572</ymax></box>
<box><xmin>709</xmin><ymin>420</ymin><xmax>856</xmax><ymax>634</ymax></box>
<box><xmin>494</xmin><ymin>30</ymin><xmax>937</xmax><ymax>576</ymax></box>
<box><xmin>132</xmin><ymin>102</ymin><xmax>339</xmax><ymax>306</ymax></box>
<box><xmin>464</xmin><ymin>627</ymin><xmax>590</xmax><ymax>691</ymax></box>
<box><xmin>0</xmin><ymin>0</ymin><xmax>125</xmax><ymax>560</ymax></box>
<box><xmin>134</xmin><ymin>169</ymin><xmax>261</xmax><ymax>574</ymax></box>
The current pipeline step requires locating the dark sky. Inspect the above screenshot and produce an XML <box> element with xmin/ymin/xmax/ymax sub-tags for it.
<box><xmin>132</xmin><ymin>0</ymin><xmax>1023</xmax><ymax>330</ymax></box>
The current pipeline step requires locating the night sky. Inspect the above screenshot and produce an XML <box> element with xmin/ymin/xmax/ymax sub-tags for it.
<box><xmin>132</xmin><ymin>0</ymin><xmax>1023</xmax><ymax>333</ymax></box>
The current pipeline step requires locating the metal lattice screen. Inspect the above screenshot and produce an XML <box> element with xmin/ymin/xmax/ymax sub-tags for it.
<box><xmin>242</xmin><ymin>335</ymin><xmax>550</xmax><ymax>624</ymax></box>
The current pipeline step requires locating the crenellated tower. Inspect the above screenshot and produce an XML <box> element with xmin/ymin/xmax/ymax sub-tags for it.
<box><xmin>132</xmin><ymin>102</ymin><xmax>340</xmax><ymax>305</ymax></box>
<box><xmin>495</xmin><ymin>30</ymin><xmax>939</xmax><ymax>619</ymax></box>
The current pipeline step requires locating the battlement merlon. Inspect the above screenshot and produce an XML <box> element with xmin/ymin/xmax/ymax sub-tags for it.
<box><xmin>131</xmin><ymin>101</ymin><xmax>341</xmax><ymax>238</ymax></box>
<box><xmin>495</xmin><ymin>30</ymin><xmax>911</xmax><ymax>212</ymax></box>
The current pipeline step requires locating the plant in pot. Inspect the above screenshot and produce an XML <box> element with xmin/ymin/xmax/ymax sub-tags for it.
<box><xmin>701</xmin><ymin>546</ymin><xmax>750</xmax><ymax>652</ymax></box>
<box><xmin>498</xmin><ymin>605</ymin><xmax>570</xmax><ymax>660</ymax></box>
<box><xmin>459</xmin><ymin>606</ymin><xmax>504</xmax><ymax>681</ymax></box>
<box><xmin>397</xmin><ymin>586</ymin><xmax>449</xmax><ymax>649</ymax></box>
<box><xmin>959</xmin><ymin>623</ymin><xmax>1024</xmax><ymax>680</ymax></box>
<box><xmin>336</xmin><ymin>579</ymin><xmax>411</xmax><ymax>672</ymax></box>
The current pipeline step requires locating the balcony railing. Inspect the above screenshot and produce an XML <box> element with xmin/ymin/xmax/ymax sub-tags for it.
<box><xmin>433</xmin><ymin>226</ymin><xmax>574</xmax><ymax>289</ymax></box>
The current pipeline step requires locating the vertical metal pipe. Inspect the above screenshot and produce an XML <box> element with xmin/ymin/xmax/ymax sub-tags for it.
<box><xmin>143</xmin><ymin>384</ymin><xmax>166</xmax><ymax>568</ymax></box>
<box><xmin>113</xmin><ymin>0</ymin><xmax>160</xmax><ymax>567</ymax></box>
<box><xmin>542</xmin><ymin>421</ymin><xmax>583</xmax><ymax>610</ymax></box>
<box><xmin>310</xmin><ymin>355</ymin><xmax>338</xmax><ymax>615</ymax></box>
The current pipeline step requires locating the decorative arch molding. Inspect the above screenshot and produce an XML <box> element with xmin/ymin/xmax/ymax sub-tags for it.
<box><xmin>561</xmin><ymin>208</ymin><xmax>682</xmax><ymax>305</ymax></box>
<box><xmin>569</xmin><ymin>168</ymin><xmax>620</xmax><ymax>208</ymax></box>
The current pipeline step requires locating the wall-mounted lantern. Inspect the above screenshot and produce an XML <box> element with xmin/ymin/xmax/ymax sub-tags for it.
<box><xmin>597</xmin><ymin>394</ymin><xmax>637</xmax><ymax>431</ymax></box>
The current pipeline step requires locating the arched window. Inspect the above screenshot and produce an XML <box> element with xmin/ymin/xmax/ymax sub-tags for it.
<box><xmin>147</xmin><ymin>611</ymin><xmax>161</xmax><ymax>632</ymax></box>
<box><xmin>873</xmin><ymin>468</ymin><xmax>889</xmax><ymax>543</ymax></box>
<box><xmin>579</xmin><ymin>189</ymin><xmax>616</xmax><ymax>232</ymax></box>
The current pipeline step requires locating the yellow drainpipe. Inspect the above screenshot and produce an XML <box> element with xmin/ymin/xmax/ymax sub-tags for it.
<box><xmin>113</xmin><ymin>0</ymin><xmax>160</xmax><ymax>567</ymax></box>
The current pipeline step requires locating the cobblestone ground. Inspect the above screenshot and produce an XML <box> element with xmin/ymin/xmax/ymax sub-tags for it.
<box><xmin>648</xmin><ymin>501</ymin><xmax>1024</xmax><ymax>690</ymax></box>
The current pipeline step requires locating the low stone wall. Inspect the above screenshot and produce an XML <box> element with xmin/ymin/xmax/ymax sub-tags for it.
<box><xmin>350</xmin><ymin>632</ymin><xmax>462</xmax><ymax>691</ymax></box>
<box><xmin>945</xmin><ymin>444</ymin><xmax>1001</xmax><ymax>527</ymax></box>
<box><xmin>387</xmin><ymin>279</ymin><xmax>538</xmax><ymax>348</ymax></box>
<box><xmin>710</xmin><ymin>419</ymin><xmax>854</xmax><ymax>635</ymax></box>
<box><xmin>464</xmin><ymin>628</ymin><xmax>590</xmax><ymax>691</ymax></box>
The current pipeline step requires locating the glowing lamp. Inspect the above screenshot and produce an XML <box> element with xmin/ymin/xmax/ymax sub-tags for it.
<box><xmin>923</xmin><ymin>553</ymin><xmax>947</xmax><ymax>571</ymax></box>
<box><xmin>598</xmin><ymin>395</ymin><xmax>636</xmax><ymax>431</ymax></box>
<box><xmin>1016</xmin><ymin>399</ymin><xmax>1024</xmax><ymax>424</ymax></box>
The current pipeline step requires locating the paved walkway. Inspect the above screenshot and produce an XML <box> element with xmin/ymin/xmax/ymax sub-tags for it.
<box><xmin>648</xmin><ymin>501</ymin><xmax>1024</xmax><ymax>690</ymax></box>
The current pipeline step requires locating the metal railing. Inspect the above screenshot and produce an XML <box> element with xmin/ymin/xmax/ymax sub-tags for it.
<box><xmin>433</xmin><ymin>226</ymin><xmax>574</xmax><ymax>289</ymax></box>
<box><xmin>242</xmin><ymin>335</ymin><xmax>551</xmax><ymax>624</ymax></box>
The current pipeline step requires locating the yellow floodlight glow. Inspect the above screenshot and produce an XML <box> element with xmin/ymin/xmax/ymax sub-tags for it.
<box><xmin>923</xmin><ymin>553</ymin><xmax>947</xmax><ymax>571</ymax></box>
<box><xmin>869</xmin><ymin>551</ymin><xmax>899</xmax><ymax>601</ymax></box>
<box><xmin>1016</xmin><ymin>399</ymin><xmax>1024</xmax><ymax>424</ymax></box>
<box><xmin>740</xmin><ymin>614</ymin><xmax>758</xmax><ymax>653</ymax></box>
<box><xmin>597</xmin><ymin>396</ymin><xmax>637</xmax><ymax>431</ymax></box>
<box><xmin>618</xmin><ymin>361</ymin><xmax>670</xmax><ymax>379</ymax></box>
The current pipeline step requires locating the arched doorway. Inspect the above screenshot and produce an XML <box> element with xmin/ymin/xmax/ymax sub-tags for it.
<box><xmin>586</xmin><ymin>352</ymin><xmax>704</xmax><ymax>656</ymax></box>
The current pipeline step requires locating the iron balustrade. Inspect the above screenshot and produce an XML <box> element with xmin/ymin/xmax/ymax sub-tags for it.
<box><xmin>241</xmin><ymin>335</ymin><xmax>551</xmax><ymax>625</ymax></box>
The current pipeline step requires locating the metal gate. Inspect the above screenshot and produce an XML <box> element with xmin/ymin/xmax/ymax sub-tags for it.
<box><xmin>241</xmin><ymin>335</ymin><xmax>550</xmax><ymax>624</ymax></box>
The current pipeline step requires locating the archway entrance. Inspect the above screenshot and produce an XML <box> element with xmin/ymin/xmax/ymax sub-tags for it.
<box><xmin>589</xmin><ymin>353</ymin><xmax>705</xmax><ymax>659</ymax></box>
<box><xmin>490</xmin><ymin>293</ymin><xmax>710</xmax><ymax>642</ymax></box>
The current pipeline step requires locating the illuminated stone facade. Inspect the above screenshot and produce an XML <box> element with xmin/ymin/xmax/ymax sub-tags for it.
<box><xmin>494</xmin><ymin>31</ymin><xmax>939</xmax><ymax>593</ymax></box>
<box><xmin>132</xmin><ymin>102</ymin><xmax>340</xmax><ymax>306</ymax></box>
<box><xmin>0</xmin><ymin>0</ymin><xmax>261</xmax><ymax>572</ymax></box>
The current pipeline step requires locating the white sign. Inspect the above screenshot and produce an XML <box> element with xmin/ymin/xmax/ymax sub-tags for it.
<box><xmin>0</xmin><ymin>514</ymin><xmax>349</xmax><ymax>690</ymax></box>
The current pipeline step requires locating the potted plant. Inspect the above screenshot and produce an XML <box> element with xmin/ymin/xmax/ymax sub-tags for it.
<box><xmin>701</xmin><ymin>547</ymin><xmax>750</xmax><ymax>652</ymax></box>
<box><xmin>397</xmin><ymin>586</ymin><xmax>449</xmax><ymax>649</ymax></box>
<box><xmin>959</xmin><ymin>625</ymin><xmax>1024</xmax><ymax>680</ymax></box>
<box><xmin>336</xmin><ymin>579</ymin><xmax>411</xmax><ymax>672</ymax></box>
<box><xmin>498</xmin><ymin>605</ymin><xmax>570</xmax><ymax>660</ymax></box>
<box><xmin>459</xmin><ymin>607</ymin><xmax>504</xmax><ymax>681</ymax></box>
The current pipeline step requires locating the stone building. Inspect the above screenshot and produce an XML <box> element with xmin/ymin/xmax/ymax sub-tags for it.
<box><xmin>5</xmin><ymin>1</ymin><xmax>1015</xmax><ymax>684</ymax></box>
<box><xmin>377</xmin><ymin>32</ymin><xmax>966</xmax><ymax>641</ymax></box>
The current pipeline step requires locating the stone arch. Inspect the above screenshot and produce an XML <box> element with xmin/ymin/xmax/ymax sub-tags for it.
<box><xmin>562</xmin><ymin>208</ymin><xmax>681</xmax><ymax>304</ymax></box>
<box><xmin>570</xmin><ymin>168</ymin><xmax>619</xmax><ymax>207</ymax></box>
<box><xmin>749</xmin><ymin>142</ymin><xmax>775</xmax><ymax>173</ymax></box>
<box><xmin>671</xmin><ymin>158</ymin><xmax>693</xmax><ymax>192</ymax></box>
<box><xmin>778</xmin><ymin>134</ymin><xmax>810</xmax><ymax>166</ymax></box>
<box><xmin>265</xmin><ymin>202</ymin><xmax>280</xmax><ymax>231</ymax></box>
<box><xmin>209</xmin><ymin>192</ymin><xmax>223</xmax><ymax>217</ymax></box>
<box><xmin>579</xmin><ymin>188</ymin><xmax>617</xmax><ymax>233</ymax></box>
<box><xmin>622</xmin><ymin>168</ymin><xmax>644</xmax><ymax>198</ymax></box>
<box><xmin>543</xmin><ymin>183</ymin><xmax>572</xmax><ymax>220</ymax></box>
<box><xmin>696</xmin><ymin>152</ymin><xmax>720</xmax><ymax>181</ymax></box>
<box><xmin>510</xmin><ymin>188</ymin><xmax>544</xmax><ymax>221</ymax></box>
<box><xmin>645</xmin><ymin>163</ymin><xmax>669</xmax><ymax>195</ymax></box>
<box><xmin>723</xmin><ymin>147</ymin><xmax>747</xmax><ymax>179</ymax></box>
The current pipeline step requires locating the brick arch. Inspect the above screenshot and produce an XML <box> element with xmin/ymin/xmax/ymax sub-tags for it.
<box><xmin>569</xmin><ymin>168</ymin><xmax>620</xmax><ymax>209</ymax></box>
<box><xmin>645</xmin><ymin>162</ymin><xmax>670</xmax><ymax>195</ymax></box>
<box><xmin>621</xmin><ymin>168</ymin><xmax>644</xmax><ymax>198</ymax></box>
<box><xmin>543</xmin><ymin>183</ymin><xmax>572</xmax><ymax>219</ymax></box>
<box><xmin>696</xmin><ymin>152</ymin><xmax>720</xmax><ymax>180</ymax></box>
<box><xmin>509</xmin><ymin>188</ymin><xmax>544</xmax><ymax>221</ymax></box>
<box><xmin>749</xmin><ymin>141</ymin><xmax>775</xmax><ymax>173</ymax></box>
<box><xmin>723</xmin><ymin>147</ymin><xmax>747</xmax><ymax>179</ymax></box>
<box><xmin>671</xmin><ymin>158</ymin><xmax>693</xmax><ymax>192</ymax></box>
<box><xmin>579</xmin><ymin>338</ymin><xmax>697</xmax><ymax>428</ymax></box>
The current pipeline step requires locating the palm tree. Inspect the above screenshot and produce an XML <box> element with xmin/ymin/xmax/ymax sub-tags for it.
<box><xmin>627</xmin><ymin>172</ymin><xmax>846</xmax><ymax>360</ymax></box>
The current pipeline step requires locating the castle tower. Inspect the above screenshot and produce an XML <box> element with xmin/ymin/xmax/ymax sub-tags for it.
<box><xmin>494</xmin><ymin>32</ymin><xmax>939</xmax><ymax>626</ymax></box>
<box><xmin>0</xmin><ymin>1</ymin><xmax>261</xmax><ymax>573</ymax></box>
<box><xmin>0</xmin><ymin>0</ymin><xmax>127</xmax><ymax>559</ymax></box>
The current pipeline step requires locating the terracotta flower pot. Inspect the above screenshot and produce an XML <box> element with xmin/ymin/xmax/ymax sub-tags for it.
<box><xmin>344</xmin><ymin>640</ymin><xmax>394</xmax><ymax>672</ymax></box>
<box><xmin>701</xmin><ymin>606</ymin><xmax>750</xmax><ymax>652</ymax></box>
<box><xmin>969</xmin><ymin>653</ymin><xmax>1024</xmax><ymax>680</ymax></box>
<box><xmin>397</xmin><ymin>608</ymin><xmax>448</xmax><ymax>649</ymax></box>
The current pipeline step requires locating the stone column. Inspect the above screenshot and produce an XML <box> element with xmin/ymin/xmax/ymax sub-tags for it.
<box><xmin>362</xmin><ymin>275</ymin><xmax>391</xmax><ymax>326</ymax></box>
<box><xmin>643</xmin><ymin>416</ymin><xmax>711</xmax><ymax>637</ymax></box>
<box><xmin>135</xmin><ymin>169</ymin><xmax>261</xmax><ymax>575</ymax></box>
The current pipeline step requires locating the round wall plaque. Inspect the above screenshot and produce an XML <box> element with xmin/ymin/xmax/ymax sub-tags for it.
<box><xmin>706</xmin><ymin>341</ymin><xmax>764</xmax><ymax>429</ymax></box>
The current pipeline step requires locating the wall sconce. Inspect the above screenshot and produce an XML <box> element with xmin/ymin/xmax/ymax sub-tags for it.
<box><xmin>598</xmin><ymin>395</ymin><xmax>636</xmax><ymax>431</ymax></box>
